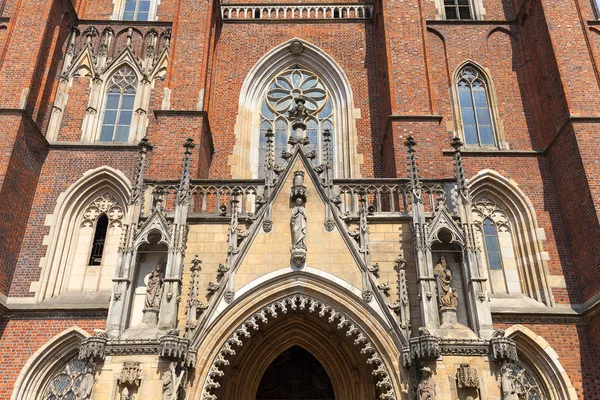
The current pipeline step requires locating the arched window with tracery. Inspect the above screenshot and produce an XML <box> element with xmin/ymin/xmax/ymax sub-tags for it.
<box><xmin>472</xmin><ymin>198</ymin><xmax>516</xmax><ymax>295</ymax></box>
<box><xmin>457</xmin><ymin>65</ymin><xmax>496</xmax><ymax>147</ymax></box>
<box><xmin>258</xmin><ymin>66</ymin><xmax>334</xmax><ymax>178</ymax></box>
<box><xmin>99</xmin><ymin>66</ymin><xmax>137</xmax><ymax>143</ymax></box>
<box><xmin>42</xmin><ymin>358</ymin><xmax>95</xmax><ymax>400</ymax></box>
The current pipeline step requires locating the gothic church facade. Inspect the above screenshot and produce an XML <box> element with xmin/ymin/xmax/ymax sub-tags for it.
<box><xmin>0</xmin><ymin>0</ymin><xmax>599</xmax><ymax>398</ymax></box>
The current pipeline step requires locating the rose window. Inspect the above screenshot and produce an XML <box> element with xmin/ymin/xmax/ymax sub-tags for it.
<box><xmin>258</xmin><ymin>67</ymin><xmax>334</xmax><ymax>178</ymax></box>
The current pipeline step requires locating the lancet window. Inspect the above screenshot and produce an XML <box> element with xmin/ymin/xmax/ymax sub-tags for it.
<box><xmin>457</xmin><ymin>65</ymin><xmax>496</xmax><ymax>146</ymax></box>
<box><xmin>258</xmin><ymin>66</ymin><xmax>334</xmax><ymax>178</ymax></box>
<box><xmin>99</xmin><ymin>66</ymin><xmax>137</xmax><ymax>143</ymax></box>
<box><xmin>472</xmin><ymin>198</ymin><xmax>516</xmax><ymax>295</ymax></box>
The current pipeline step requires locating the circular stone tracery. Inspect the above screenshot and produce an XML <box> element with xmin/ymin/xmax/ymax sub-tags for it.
<box><xmin>200</xmin><ymin>294</ymin><xmax>397</xmax><ymax>400</ymax></box>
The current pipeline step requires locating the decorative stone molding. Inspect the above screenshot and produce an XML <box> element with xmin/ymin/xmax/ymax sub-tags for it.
<box><xmin>490</xmin><ymin>331</ymin><xmax>518</xmax><ymax>363</ymax></box>
<box><xmin>81</xmin><ymin>192</ymin><xmax>124</xmax><ymax>228</ymax></box>
<box><xmin>221</xmin><ymin>4</ymin><xmax>373</xmax><ymax>21</ymax></box>
<box><xmin>79</xmin><ymin>335</ymin><xmax>107</xmax><ymax>361</ymax></box>
<box><xmin>118</xmin><ymin>361</ymin><xmax>142</xmax><ymax>388</ymax></box>
<box><xmin>159</xmin><ymin>333</ymin><xmax>190</xmax><ymax>362</ymax></box>
<box><xmin>201</xmin><ymin>294</ymin><xmax>397</xmax><ymax>400</ymax></box>
<box><xmin>404</xmin><ymin>334</ymin><xmax>441</xmax><ymax>368</ymax></box>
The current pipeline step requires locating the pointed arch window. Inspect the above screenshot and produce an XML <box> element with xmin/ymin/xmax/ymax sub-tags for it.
<box><xmin>457</xmin><ymin>66</ymin><xmax>496</xmax><ymax>146</ymax></box>
<box><xmin>483</xmin><ymin>218</ymin><xmax>503</xmax><ymax>271</ymax></box>
<box><xmin>123</xmin><ymin>0</ymin><xmax>151</xmax><ymax>21</ymax></box>
<box><xmin>258</xmin><ymin>66</ymin><xmax>334</xmax><ymax>178</ymax></box>
<box><xmin>99</xmin><ymin>66</ymin><xmax>137</xmax><ymax>143</ymax></box>
<box><xmin>444</xmin><ymin>0</ymin><xmax>472</xmax><ymax>20</ymax></box>
<box><xmin>42</xmin><ymin>358</ymin><xmax>95</xmax><ymax>400</ymax></box>
<box><xmin>88</xmin><ymin>214</ymin><xmax>108</xmax><ymax>265</ymax></box>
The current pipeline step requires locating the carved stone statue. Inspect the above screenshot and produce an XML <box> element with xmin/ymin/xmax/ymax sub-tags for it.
<box><xmin>163</xmin><ymin>362</ymin><xmax>186</xmax><ymax>400</ymax></box>
<box><xmin>417</xmin><ymin>367</ymin><xmax>436</xmax><ymax>400</ymax></box>
<box><xmin>291</xmin><ymin>198</ymin><xmax>307</xmax><ymax>249</ymax></box>
<box><xmin>74</xmin><ymin>371</ymin><xmax>94</xmax><ymax>400</ymax></box>
<box><xmin>145</xmin><ymin>263</ymin><xmax>164</xmax><ymax>309</ymax></box>
<box><xmin>433</xmin><ymin>256</ymin><xmax>459</xmax><ymax>309</ymax></box>
<box><xmin>120</xmin><ymin>387</ymin><xmax>132</xmax><ymax>400</ymax></box>
<box><xmin>501</xmin><ymin>364</ymin><xmax>521</xmax><ymax>400</ymax></box>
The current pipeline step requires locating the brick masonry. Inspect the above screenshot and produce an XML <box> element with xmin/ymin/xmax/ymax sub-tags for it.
<box><xmin>0</xmin><ymin>0</ymin><xmax>599</xmax><ymax>397</ymax></box>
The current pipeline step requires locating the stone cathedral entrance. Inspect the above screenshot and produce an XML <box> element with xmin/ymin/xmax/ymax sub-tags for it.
<box><xmin>256</xmin><ymin>346</ymin><xmax>335</xmax><ymax>400</ymax></box>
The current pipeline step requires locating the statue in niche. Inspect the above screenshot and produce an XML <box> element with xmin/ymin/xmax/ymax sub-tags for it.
<box><xmin>433</xmin><ymin>256</ymin><xmax>459</xmax><ymax>309</ymax></box>
<box><xmin>417</xmin><ymin>367</ymin><xmax>436</xmax><ymax>400</ymax></box>
<box><xmin>291</xmin><ymin>198</ymin><xmax>307</xmax><ymax>249</ymax></box>
<box><xmin>145</xmin><ymin>262</ymin><xmax>164</xmax><ymax>310</ymax></box>
<box><xmin>120</xmin><ymin>387</ymin><xmax>133</xmax><ymax>400</ymax></box>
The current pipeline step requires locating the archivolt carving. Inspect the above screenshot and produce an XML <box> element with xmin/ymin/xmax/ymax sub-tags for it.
<box><xmin>472</xmin><ymin>197</ymin><xmax>510</xmax><ymax>233</ymax></box>
<box><xmin>81</xmin><ymin>192</ymin><xmax>124</xmax><ymax>228</ymax></box>
<box><xmin>201</xmin><ymin>295</ymin><xmax>397</xmax><ymax>400</ymax></box>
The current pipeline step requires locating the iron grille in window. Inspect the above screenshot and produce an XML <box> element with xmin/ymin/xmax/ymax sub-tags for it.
<box><xmin>258</xmin><ymin>66</ymin><xmax>334</xmax><ymax>178</ymax></box>
<box><xmin>444</xmin><ymin>0</ymin><xmax>472</xmax><ymax>20</ymax></box>
<box><xmin>99</xmin><ymin>66</ymin><xmax>137</xmax><ymax>142</ymax></box>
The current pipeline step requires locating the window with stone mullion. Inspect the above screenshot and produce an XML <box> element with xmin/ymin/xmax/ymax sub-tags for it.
<box><xmin>99</xmin><ymin>67</ymin><xmax>137</xmax><ymax>143</ymax></box>
<box><xmin>257</xmin><ymin>67</ymin><xmax>334</xmax><ymax>178</ymax></box>
<box><xmin>444</xmin><ymin>0</ymin><xmax>472</xmax><ymax>20</ymax></box>
<box><xmin>123</xmin><ymin>0</ymin><xmax>151</xmax><ymax>21</ymax></box>
<box><xmin>457</xmin><ymin>66</ymin><xmax>495</xmax><ymax>146</ymax></box>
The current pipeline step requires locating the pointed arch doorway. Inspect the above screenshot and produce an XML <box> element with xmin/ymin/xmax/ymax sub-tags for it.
<box><xmin>214</xmin><ymin>312</ymin><xmax>379</xmax><ymax>400</ymax></box>
<box><xmin>256</xmin><ymin>346</ymin><xmax>335</xmax><ymax>400</ymax></box>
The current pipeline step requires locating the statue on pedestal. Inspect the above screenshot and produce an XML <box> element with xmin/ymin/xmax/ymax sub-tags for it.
<box><xmin>145</xmin><ymin>263</ymin><xmax>164</xmax><ymax>310</ymax></box>
<box><xmin>291</xmin><ymin>198</ymin><xmax>307</xmax><ymax>249</ymax></box>
<box><xmin>433</xmin><ymin>256</ymin><xmax>459</xmax><ymax>309</ymax></box>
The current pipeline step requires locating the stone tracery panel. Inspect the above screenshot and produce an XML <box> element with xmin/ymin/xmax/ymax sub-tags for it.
<box><xmin>201</xmin><ymin>294</ymin><xmax>397</xmax><ymax>400</ymax></box>
<box><xmin>42</xmin><ymin>358</ymin><xmax>95</xmax><ymax>400</ymax></box>
<box><xmin>81</xmin><ymin>192</ymin><xmax>124</xmax><ymax>228</ymax></box>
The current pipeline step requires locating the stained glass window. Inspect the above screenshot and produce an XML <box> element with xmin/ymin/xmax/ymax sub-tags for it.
<box><xmin>99</xmin><ymin>66</ymin><xmax>137</xmax><ymax>143</ymax></box>
<box><xmin>457</xmin><ymin>66</ymin><xmax>495</xmax><ymax>146</ymax></box>
<box><xmin>42</xmin><ymin>358</ymin><xmax>95</xmax><ymax>400</ymax></box>
<box><xmin>258</xmin><ymin>66</ymin><xmax>334</xmax><ymax>178</ymax></box>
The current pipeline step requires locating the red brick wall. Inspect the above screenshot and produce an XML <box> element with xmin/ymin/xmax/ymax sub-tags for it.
<box><xmin>58</xmin><ymin>76</ymin><xmax>91</xmax><ymax>142</ymax></box>
<box><xmin>0</xmin><ymin>317</ymin><xmax>106</xmax><ymax>398</ymax></box>
<box><xmin>10</xmin><ymin>150</ymin><xmax>137</xmax><ymax>297</ymax></box>
<box><xmin>206</xmin><ymin>22</ymin><xmax>380</xmax><ymax>178</ymax></box>
<box><xmin>0</xmin><ymin>113</ymin><xmax>48</xmax><ymax>297</ymax></box>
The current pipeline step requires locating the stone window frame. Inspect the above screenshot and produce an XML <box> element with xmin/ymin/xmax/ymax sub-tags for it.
<box><xmin>257</xmin><ymin>66</ymin><xmax>336</xmax><ymax>177</ymax></box>
<box><xmin>81</xmin><ymin>60</ymin><xmax>151</xmax><ymax>144</ymax></box>
<box><xmin>229</xmin><ymin>38</ymin><xmax>363</xmax><ymax>179</ymax></box>
<box><xmin>504</xmin><ymin>325</ymin><xmax>579</xmax><ymax>400</ymax></box>
<box><xmin>469</xmin><ymin>170</ymin><xmax>554</xmax><ymax>307</ymax></box>
<box><xmin>451</xmin><ymin>61</ymin><xmax>508</xmax><ymax>150</ymax></box>
<box><xmin>472</xmin><ymin>197</ymin><xmax>518</xmax><ymax>296</ymax></box>
<box><xmin>111</xmin><ymin>0</ymin><xmax>161</xmax><ymax>21</ymax></box>
<box><xmin>32</xmin><ymin>167</ymin><xmax>130</xmax><ymax>302</ymax></box>
<box><xmin>11</xmin><ymin>327</ymin><xmax>90</xmax><ymax>400</ymax></box>
<box><xmin>429</xmin><ymin>0</ymin><xmax>486</xmax><ymax>20</ymax></box>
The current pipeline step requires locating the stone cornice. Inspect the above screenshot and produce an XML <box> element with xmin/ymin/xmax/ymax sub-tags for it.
<box><xmin>426</xmin><ymin>19</ymin><xmax>514</xmax><ymax>26</ymax></box>
<box><xmin>78</xmin><ymin>19</ymin><xmax>173</xmax><ymax>27</ymax></box>
<box><xmin>48</xmin><ymin>142</ymin><xmax>140</xmax><ymax>150</ymax></box>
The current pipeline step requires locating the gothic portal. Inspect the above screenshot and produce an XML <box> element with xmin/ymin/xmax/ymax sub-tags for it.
<box><xmin>1</xmin><ymin>0</ymin><xmax>599</xmax><ymax>399</ymax></box>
